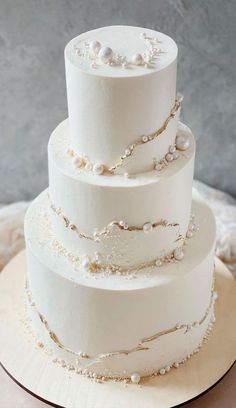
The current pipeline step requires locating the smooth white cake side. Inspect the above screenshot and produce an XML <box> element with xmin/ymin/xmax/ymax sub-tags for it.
<box><xmin>65</xmin><ymin>26</ymin><xmax>178</xmax><ymax>174</ymax></box>
<box><xmin>48</xmin><ymin>120</ymin><xmax>195</xmax><ymax>268</ymax></box>
<box><xmin>25</xmin><ymin>191</ymin><xmax>216</xmax><ymax>378</ymax></box>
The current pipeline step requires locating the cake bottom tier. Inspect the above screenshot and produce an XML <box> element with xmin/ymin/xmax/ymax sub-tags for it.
<box><xmin>25</xmin><ymin>190</ymin><xmax>216</xmax><ymax>380</ymax></box>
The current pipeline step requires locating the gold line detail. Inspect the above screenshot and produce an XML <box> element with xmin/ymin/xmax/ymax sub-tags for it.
<box><xmin>67</xmin><ymin>95</ymin><xmax>182</xmax><ymax>175</ymax></box>
<box><xmin>50</xmin><ymin>199</ymin><xmax>179</xmax><ymax>243</ymax></box>
<box><xmin>26</xmin><ymin>277</ymin><xmax>216</xmax><ymax>366</ymax></box>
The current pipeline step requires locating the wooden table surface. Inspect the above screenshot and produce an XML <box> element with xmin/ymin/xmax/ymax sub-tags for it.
<box><xmin>0</xmin><ymin>363</ymin><xmax>235</xmax><ymax>408</ymax></box>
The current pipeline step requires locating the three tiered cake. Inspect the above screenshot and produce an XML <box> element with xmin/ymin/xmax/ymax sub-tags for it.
<box><xmin>25</xmin><ymin>26</ymin><xmax>217</xmax><ymax>383</ymax></box>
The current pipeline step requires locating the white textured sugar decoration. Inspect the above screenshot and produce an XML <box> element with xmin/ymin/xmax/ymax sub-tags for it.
<box><xmin>74</xmin><ymin>32</ymin><xmax>164</xmax><ymax>69</ymax></box>
<box><xmin>65</xmin><ymin>95</ymin><xmax>182</xmax><ymax>176</ymax></box>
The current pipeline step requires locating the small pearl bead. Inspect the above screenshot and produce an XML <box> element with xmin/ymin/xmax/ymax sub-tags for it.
<box><xmin>165</xmin><ymin>366</ymin><xmax>171</xmax><ymax>372</ymax></box>
<box><xmin>143</xmin><ymin>222</ymin><xmax>153</xmax><ymax>233</ymax></box>
<box><xmin>165</xmin><ymin>153</ymin><xmax>174</xmax><ymax>162</ymax></box>
<box><xmin>131</xmin><ymin>53</ymin><xmax>143</xmax><ymax>66</ymax></box>
<box><xmin>85</xmin><ymin>162</ymin><xmax>93</xmax><ymax>171</ymax></box>
<box><xmin>176</xmin><ymin>134</ymin><xmax>190</xmax><ymax>151</ymax></box>
<box><xmin>159</xmin><ymin>368</ymin><xmax>166</xmax><ymax>375</ymax></box>
<box><xmin>213</xmin><ymin>291</ymin><xmax>218</xmax><ymax>301</ymax></box>
<box><xmin>169</xmin><ymin>145</ymin><xmax>176</xmax><ymax>154</ymax></box>
<box><xmin>98</xmin><ymin>46</ymin><xmax>113</xmax><ymax>64</ymax></box>
<box><xmin>176</xmin><ymin>323</ymin><xmax>181</xmax><ymax>329</ymax></box>
<box><xmin>173</xmin><ymin>152</ymin><xmax>179</xmax><ymax>160</ymax></box>
<box><xmin>73</xmin><ymin>156</ymin><xmax>84</xmax><ymax>168</ymax></box>
<box><xmin>125</xmin><ymin>149</ymin><xmax>131</xmax><ymax>156</ymax></box>
<box><xmin>155</xmin><ymin>259</ymin><xmax>162</xmax><ymax>267</ymax></box>
<box><xmin>131</xmin><ymin>372</ymin><xmax>140</xmax><ymax>384</ymax></box>
<box><xmin>142</xmin><ymin>135</ymin><xmax>148</xmax><ymax>143</ymax></box>
<box><xmin>119</xmin><ymin>220</ymin><xmax>125</xmax><ymax>227</ymax></box>
<box><xmin>174</xmin><ymin>362</ymin><xmax>179</xmax><ymax>368</ymax></box>
<box><xmin>155</xmin><ymin>163</ymin><xmax>162</xmax><ymax>171</ymax></box>
<box><xmin>82</xmin><ymin>256</ymin><xmax>91</xmax><ymax>270</ymax></box>
<box><xmin>174</xmin><ymin>247</ymin><xmax>184</xmax><ymax>260</ymax></box>
<box><xmin>93</xmin><ymin>163</ymin><xmax>104</xmax><ymax>175</ymax></box>
<box><xmin>186</xmin><ymin>230</ymin><xmax>193</xmax><ymax>238</ymax></box>
<box><xmin>89</xmin><ymin>40</ymin><xmax>101</xmax><ymax>55</ymax></box>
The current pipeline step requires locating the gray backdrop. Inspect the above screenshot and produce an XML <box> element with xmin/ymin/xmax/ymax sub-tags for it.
<box><xmin>0</xmin><ymin>0</ymin><xmax>235</xmax><ymax>203</ymax></box>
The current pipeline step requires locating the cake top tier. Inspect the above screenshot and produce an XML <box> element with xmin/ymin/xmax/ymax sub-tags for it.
<box><xmin>65</xmin><ymin>25</ymin><xmax>178</xmax><ymax>78</ymax></box>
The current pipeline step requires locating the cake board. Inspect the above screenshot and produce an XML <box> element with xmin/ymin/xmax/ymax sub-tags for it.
<box><xmin>0</xmin><ymin>250</ymin><xmax>235</xmax><ymax>408</ymax></box>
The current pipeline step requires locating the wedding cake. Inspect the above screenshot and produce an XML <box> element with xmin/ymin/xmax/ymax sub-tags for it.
<box><xmin>24</xmin><ymin>26</ymin><xmax>217</xmax><ymax>383</ymax></box>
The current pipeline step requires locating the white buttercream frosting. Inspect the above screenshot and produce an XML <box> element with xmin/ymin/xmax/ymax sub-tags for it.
<box><xmin>47</xmin><ymin>120</ymin><xmax>195</xmax><ymax>268</ymax></box>
<box><xmin>65</xmin><ymin>26</ymin><xmax>178</xmax><ymax>174</ymax></box>
<box><xmin>25</xmin><ymin>191</ymin><xmax>216</xmax><ymax>377</ymax></box>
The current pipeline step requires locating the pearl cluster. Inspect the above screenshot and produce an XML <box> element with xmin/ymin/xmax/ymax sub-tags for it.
<box><xmin>66</xmin><ymin>147</ymin><xmax>106</xmax><ymax>175</ymax></box>
<box><xmin>66</xmin><ymin>97</ymin><xmax>182</xmax><ymax>176</ymax></box>
<box><xmin>154</xmin><ymin>130</ymin><xmax>190</xmax><ymax>172</ymax></box>
<box><xmin>74</xmin><ymin>32</ymin><xmax>163</xmax><ymax>69</ymax></box>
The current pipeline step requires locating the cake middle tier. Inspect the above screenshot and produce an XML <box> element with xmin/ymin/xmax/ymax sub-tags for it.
<box><xmin>48</xmin><ymin>120</ymin><xmax>195</xmax><ymax>270</ymax></box>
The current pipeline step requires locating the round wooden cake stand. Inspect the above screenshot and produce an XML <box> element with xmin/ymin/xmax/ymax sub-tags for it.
<box><xmin>0</xmin><ymin>251</ymin><xmax>235</xmax><ymax>408</ymax></box>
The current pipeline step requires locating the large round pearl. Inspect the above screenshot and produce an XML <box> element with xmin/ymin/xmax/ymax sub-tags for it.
<box><xmin>175</xmin><ymin>134</ymin><xmax>190</xmax><ymax>151</ymax></box>
<box><xmin>89</xmin><ymin>40</ymin><xmax>101</xmax><ymax>55</ymax></box>
<box><xmin>93</xmin><ymin>163</ymin><xmax>104</xmax><ymax>175</ymax></box>
<box><xmin>131</xmin><ymin>53</ymin><xmax>143</xmax><ymax>66</ymax></box>
<box><xmin>173</xmin><ymin>247</ymin><xmax>184</xmax><ymax>261</ymax></box>
<box><xmin>98</xmin><ymin>47</ymin><xmax>113</xmax><ymax>64</ymax></box>
<box><xmin>130</xmin><ymin>372</ymin><xmax>140</xmax><ymax>384</ymax></box>
<box><xmin>143</xmin><ymin>222</ymin><xmax>153</xmax><ymax>233</ymax></box>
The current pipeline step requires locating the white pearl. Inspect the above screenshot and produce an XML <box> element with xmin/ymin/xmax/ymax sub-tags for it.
<box><xmin>119</xmin><ymin>220</ymin><xmax>125</xmax><ymax>227</ymax></box>
<box><xmin>159</xmin><ymin>368</ymin><xmax>166</xmax><ymax>375</ymax></box>
<box><xmin>85</xmin><ymin>162</ymin><xmax>93</xmax><ymax>171</ymax></box>
<box><xmin>93</xmin><ymin>163</ymin><xmax>104</xmax><ymax>175</ymax></box>
<box><xmin>131</xmin><ymin>53</ymin><xmax>143</xmax><ymax>66</ymax></box>
<box><xmin>125</xmin><ymin>148</ymin><xmax>131</xmax><ymax>156</ymax></box>
<box><xmin>155</xmin><ymin>259</ymin><xmax>162</xmax><ymax>267</ymax></box>
<box><xmin>155</xmin><ymin>163</ymin><xmax>162</xmax><ymax>171</ymax></box>
<box><xmin>174</xmin><ymin>362</ymin><xmax>179</xmax><ymax>368</ymax></box>
<box><xmin>186</xmin><ymin>230</ymin><xmax>193</xmax><ymax>238</ymax></box>
<box><xmin>89</xmin><ymin>40</ymin><xmax>101</xmax><ymax>55</ymax></box>
<box><xmin>82</xmin><ymin>256</ymin><xmax>91</xmax><ymax>270</ymax></box>
<box><xmin>173</xmin><ymin>152</ymin><xmax>179</xmax><ymax>160</ymax></box>
<box><xmin>130</xmin><ymin>372</ymin><xmax>140</xmax><ymax>384</ymax></box>
<box><xmin>175</xmin><ymin>134</ymin><xmax>190</xmax><ymax>151</ymax></box>
<box><xmin>143</xmin><ymin>222</ymin><xmax>153</xmax><ymax>233</ymax></box>
<box><xmin>165</xmin><ymin>366</ymin><xmax>171</xmax><ymax>372</ymax></box>
<box><xmin>73</xmin><ymin>156</ymin><xmax>84</xmax><ymax>168</ymax></box>
<box><xmin>169</xmin><ymin>145</ymin><xmax>176</xmax><ymax>154</ymax></box>
<box><xmin>213</xmin><ymin>291</ymin><xmax>218</xmax><ymax>301</ymax></box>
<box><xmin>98</xmin><ymin>46</ymin><xmax>113</xmax><ymax>64</ymax></box>
<box><xmin>165</xmin><ymin>153</ymin><xmax>174</xmax><ymax>162</ymax></box>
<box><xmin>174</xmin><ymin>247</ymin><xmax>184</xmax><ymax>260</ymax></box>
<box><xmin>142</xmin><ymin>135</ymin><xmax>148</xmax><ymax>143</ymax></box>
